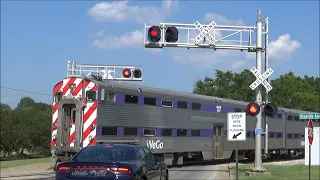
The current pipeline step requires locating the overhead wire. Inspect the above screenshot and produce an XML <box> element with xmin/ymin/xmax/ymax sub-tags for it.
<box><xmin>0</xmin><ymin>86</ymin><xmax>51</xmax><ymax>97</ymax></box>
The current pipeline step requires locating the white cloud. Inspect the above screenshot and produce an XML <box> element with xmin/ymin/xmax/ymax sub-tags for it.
<box><xmin>89</xmin><ymin>0</ymin><xmax>178</xmax><ymax>50</ymax></box>
<box><xmin>246</xmin><ymin>34</ymin><xmax>301</xmax><ymax>60</ymax></box>
<box><xmin>268</xmin><ymin>34</ymin><xmax>301</xmax><ymax>58</ymax></box>
<box><xmin>87</xmin><ymin>0</ymin><xmax>179</xmax><ymax>24</ymax></box>
<box><xmin>204</xmin><ymin>12</ymin><xmax>245</xmax><ymax>26</ymax></box>
<box><xmin>92</xmin><ymin>30</ymin><xmax>144</xmax><ymax>50</ymax></box>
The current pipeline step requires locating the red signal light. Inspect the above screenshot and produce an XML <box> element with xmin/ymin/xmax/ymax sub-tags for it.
<box><xmin>122</xmin><ymin>69</ymin><xmax>131</xmax><ymax>78</ymax></box>
<box><xmin>150</xmin><ymin>29</ymin><xmax>158</xmax><ymax>37</ymax></box>
<box><xmin>249</xmin><ymin>105</ymin><xmax>258</xmax><ymax>114</ymax></box>
<box><xmin>148</xmin><ymin>26</ymin><xmax>161</xmax><ymax>42</ymax></box>
<box><xmin>246</xmin><ymin>102</ymin><xmax>260</xmax><ymax>116</ymax></box>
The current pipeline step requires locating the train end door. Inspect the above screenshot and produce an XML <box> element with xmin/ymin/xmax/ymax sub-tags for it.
<box><xmin>56</xmin><ymin>99</ymin><xmax>83</xmax><ymax>152</ymax></box>
<box><xmin>213</xmin><ymin>124</ymin><xmax>224</xmax><ymax>159</ymax></box>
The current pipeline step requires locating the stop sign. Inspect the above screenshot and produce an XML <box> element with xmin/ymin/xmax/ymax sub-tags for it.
<box><xmin>308</xmin><ymin>120</ymin><xmax>314</xmax><ymax>145</ymax></box>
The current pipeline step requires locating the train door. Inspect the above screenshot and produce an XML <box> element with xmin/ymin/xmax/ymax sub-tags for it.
<box><xmin>58</xmin><ymin>104</ymin><xmax>75</xmax><ymax>148</ymax></box>
<box><xmin>213</xmin><ymin>125</ymin><xmax>224</xmax><ymax>159</ymax></box>
<box><xmin>56</xmin><ymin>100</ymin><xmax>83</xmax><ymax>151</ymax></box>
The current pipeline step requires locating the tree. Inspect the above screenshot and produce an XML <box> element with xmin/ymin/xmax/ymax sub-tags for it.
<box><xmin>17</xmin><ymin>97</ymin><xmax>35</xmax><ymax>109</ymax></box>
<box><xmin>193</xmin><ymin>69</ymin><xmax>320</xmax><ymax>112</ymax></box>
<box><xmin>0</xmin><ymin>97</ymin><xmax>52</xmax><ymax>158</ymax></box>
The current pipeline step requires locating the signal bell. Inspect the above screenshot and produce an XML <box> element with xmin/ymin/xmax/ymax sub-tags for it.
<box><xmin>264</xmin><ymin>103</ymin><xmax>278</xmax><ymax>117</ymax></box>
<box><xmin>247</xmin><ymin>102</ymin><xmax>260</xmax><ymax>116</ymax></box>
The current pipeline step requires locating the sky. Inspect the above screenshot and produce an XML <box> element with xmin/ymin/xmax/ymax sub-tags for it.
<box><xmin>1</xmin><ymin>0</ymin><xmax>319</xmax><ymax>108</ymax></box>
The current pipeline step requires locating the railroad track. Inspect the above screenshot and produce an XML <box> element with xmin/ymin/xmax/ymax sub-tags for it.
<box><xmin>168</xmin><ymin>156</ymin><xmax>304</xmax><ymax>168</ymax></box>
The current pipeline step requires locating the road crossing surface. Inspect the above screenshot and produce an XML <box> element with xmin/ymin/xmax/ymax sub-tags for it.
<box><xmin>1</xmin><ymin>164</ymin><xmax>230</xmax><ymax>180</ymax></box>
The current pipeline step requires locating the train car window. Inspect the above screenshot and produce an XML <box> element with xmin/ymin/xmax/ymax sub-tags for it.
<box><xmin>144</xmin><ymin>97</ymin><xmax>156</xmax><ymax>106</ymax></box>
<box><xmin>143</xmin><ymin>128</ymin><xmax>156</xmax><ymax>136</ymax></box>
<box><xmin>246</xmin><ymin>131</ymin><xmax>251</xmax><ymax>138</ymax></box>
<box><xmin>192</xmin><ymin>103</ymin><xmax>201</xmax><ymax>110</ymax></box>
<box><xmin>276</xmin><ymin>133</ymin><xmax>282</xmax><ymax>138</ymax></box>
<box><xmin>70</xmin><ymin>109</ymin><xmax>76</xmax><ymax>124</ymax></box>
<box><xmin>161</xmin><ymin>129</ymin><xmax>172</xmax><ymax>136</ymax></box>
<box><xmin>287</xmin><ymin>115</ymin><xmax>293</xmax><ymax>120</ymax></box>
<box><xmin>276</xmin><ymin>114</ymin><xmax>282</xmax><ymax>119</ymax></box>
<box><xmin>105</xmin><ymin>92</ymin><xmax>116</xmax><ymax>102</ymax></box>
<box><xmin>235</xmin><ymin>108</ymin><xmax>242</xmax><ymax>112</ymax></box>
<box><xmin>269</xmin><ymin>132</ymin><xmax>275</xmax><ymax>138</ymax></box>
<box><xmin>102</xmin><ymin>127</ymin><xmax>117</xmax><ymax>135</ymax></box>
<box><xmin>54</xmin><ymin>92</ymin><xmax>62</xmax><ymax>103</ymax></box>
<box><xmin>177</xmin><ymin>101</ymin><xmax>188</xmax><ymax>109</ymax></box>
<box><xmin>161</xmin><ymin>100</ymin><xmax>173</xmax><ymax>107</ymax></box>
<box><xmin>125</xmin><ymin>95</ymin><xmax>138</xmax><ymax>104</ymax></box>
<box><xmin>294</xmin><ymin>116</ymin><xmax>299</xmax><ymax>121</ymax></box>
<box><xmin>300</xmin><ymin>134</ymin><xmax>305</xmax><ymax>138</ymax></box>
<box><xmin>287</xmin><ymin>134</ymin><xmax>293</xmax><ymax>138</ymax></box>
<box><xmin>177</xmin><ymin>129</ymin><xmax>187</xmax><ymax>136</ymax></box>
<box><xmin>123</xmin><ymin>127</ymin><xmax>138</xmax><ymax>136</ymax></box>
<box><xmin>191</xmin><ymin>130</ymin><xmax>200</xmax><ymax>136</ymax></box>
<box><xmin>86</xmin><ymin>90</ymin><xmax>97</xmax><ymax>101</ymax></box>
<box><xmin>294</xmin><ymin>134</ymin><xmax>299</xmax><ymax>138</ymax></box>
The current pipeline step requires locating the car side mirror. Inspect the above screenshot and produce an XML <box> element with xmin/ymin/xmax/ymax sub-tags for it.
<box><xmin>154</xmin><ymin>156</ymin><xmax>162</xmax><ymax>163</ymax></box>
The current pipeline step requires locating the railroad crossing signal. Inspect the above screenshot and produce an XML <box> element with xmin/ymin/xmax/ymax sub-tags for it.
<box><xmin>246</xmin><ymin>102</ymin><xmax>260</xmax><ymax>116</ymax></box>
<box><xmin>148</xmin><ymin>26</ymin><xmax>161</xmax><ymax>42</ymax></box>
<box><xmin>122</xmin><ymin>68</ymin><xmax>142</xmax><ymax>79</ymax></box>
<box><xmin>308</xmin><ymin>120</ymin><xmax>314</xmax><ymax>145</ymax></box>
<box><xmin>193</xmin><ymin>21</ymin><xmax>216</xmax><ymax>44</ymax></box>
<box><xmin>249</xmin><ymin>67</ymin><xmax>273</xmax><ymax>92</ymax></box>
<box><xmin>147</xmin><ymin>26</ymin><xmax>178</xmax><ymax>43</ymax></box>
<box><xmin>66</xmin><ymin>60</ymin><xmax>143</xmax><ymax>81</ymax></box>
<box><xmin>263</xmin><ymin>103</ymin><xmax>278</xmax><ymax>117</ymax></box>
<box><xmin>144</xmin><ymin>21</ymin><xmax>256</xmax><ymax>50</ymax></box>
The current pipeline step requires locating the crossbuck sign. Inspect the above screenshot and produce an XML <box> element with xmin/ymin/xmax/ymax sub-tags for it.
<box><xmin>193</xmin><ymin>21</ymin><xmax>216</xmax><ymax>45</ymax></box>
<box><xmin>249</xmin><ymin>67</ymin><xmax>274</xmax><ymax>92</ymax></box>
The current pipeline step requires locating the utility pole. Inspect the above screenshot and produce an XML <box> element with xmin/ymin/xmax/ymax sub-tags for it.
<box><xmin>264</xmin><ymin>16</ymin><xmax>269</xmax><ymax>157</ymax></box>
<box><xmin>253</xmin><ymin>9</ymin><xmax>264</xmax><ymax>171</ymax></box>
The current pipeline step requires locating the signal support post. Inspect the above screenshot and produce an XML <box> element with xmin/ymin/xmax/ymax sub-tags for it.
<box><xmin>227</xmin><ymin>112</ymin><xmax>246</xmax><ymax>180</ymax></box>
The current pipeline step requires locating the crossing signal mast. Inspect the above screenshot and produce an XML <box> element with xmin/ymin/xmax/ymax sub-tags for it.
<box><xmin>144</xmin><ymin>9</ymin><xmax>275</xmax><ymax>174</ymax></box>
<box><xmin>67</xmin><ymin>60</ymin><xmax>142</xmax><ymax>81</ymax></box>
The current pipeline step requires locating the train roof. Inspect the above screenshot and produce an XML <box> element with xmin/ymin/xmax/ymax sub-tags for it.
<box><xmin>91</xmin><ymin>78</ymin><xmax>319</xmax><ymax>114</ymax></box>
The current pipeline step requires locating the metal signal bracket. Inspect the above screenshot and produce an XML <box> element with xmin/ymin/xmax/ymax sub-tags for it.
<box><xmin>67</xmin><ymin>60</ymin><xmax>142</xmax><ymax>81</ymax></box>
<box><xmin>144</xmin><ymin>22</ymin><xmax>257</xmax><ymax>51</ymax></box>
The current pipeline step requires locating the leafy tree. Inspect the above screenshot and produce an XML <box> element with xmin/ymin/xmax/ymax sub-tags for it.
<box><xmin>193</xmin><ymin>69</ymin><xmax>320</xmax><ymax>112</ymax></box>
<box><xmin>17</xmin><ymin>97</ymin><xmax>35</xmax><ymax>109</ymax></box>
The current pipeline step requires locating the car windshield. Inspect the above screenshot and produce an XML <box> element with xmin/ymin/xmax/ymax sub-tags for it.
<box><xmin>72</xmin><ymin>145</ymin><xmax>138</xmax><ymax>162</ymax></box>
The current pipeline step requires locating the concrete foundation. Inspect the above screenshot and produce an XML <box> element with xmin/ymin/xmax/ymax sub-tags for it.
<box><xmin>245</xmin><ymin>170</ymin><xmax>271</xmax><ymax>176</ymax></box>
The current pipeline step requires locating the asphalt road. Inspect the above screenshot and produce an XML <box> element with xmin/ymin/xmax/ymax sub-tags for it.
<box><xmin>1</xmin><ymin>164</ymin><xmax>229</xmax><ymax>180</ymax></box>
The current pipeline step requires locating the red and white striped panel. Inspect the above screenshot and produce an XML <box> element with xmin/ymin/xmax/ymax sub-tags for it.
<box><xmin>51</xmin><ymin>77</ymin><xmax>84</xmax><ymax>147</ymax></box>
<box><xmin>82</xmin><ymin>81</ymin><xmax>98</xmax><ymax>147</ymax></box>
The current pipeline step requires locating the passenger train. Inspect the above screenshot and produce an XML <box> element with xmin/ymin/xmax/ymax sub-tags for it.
<box><xmin>51</xmin><ymin>75</ymin><xmax>320</xmax><ymax>165</ymax></box>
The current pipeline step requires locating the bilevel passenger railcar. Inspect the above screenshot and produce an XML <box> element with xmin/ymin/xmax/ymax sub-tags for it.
<box><xmin>51</xmin><ymin>77</ymin><xmax>320</xmax><ymax>165</ymax></box>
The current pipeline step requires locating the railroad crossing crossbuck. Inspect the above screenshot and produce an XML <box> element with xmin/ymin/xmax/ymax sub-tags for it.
<box><xmin>249</xmin><ymin>67</ymin><xmax>274</xmax><ymax>92</ymax></box>
<box><xmin>193</xmin><ymin>21</ymin><xmax>216</xmax><ymax>45</ymax></box>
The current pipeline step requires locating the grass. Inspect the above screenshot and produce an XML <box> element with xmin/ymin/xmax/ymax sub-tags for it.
<box><xmin>231</xmin><ymin>164</ymin><xmax>320</xmax><ymax>180</ymax></box>
<box><xmin>0</xmin><ymin>157</ymin><xmax>52</xmax><ymax>169</ymax></box>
